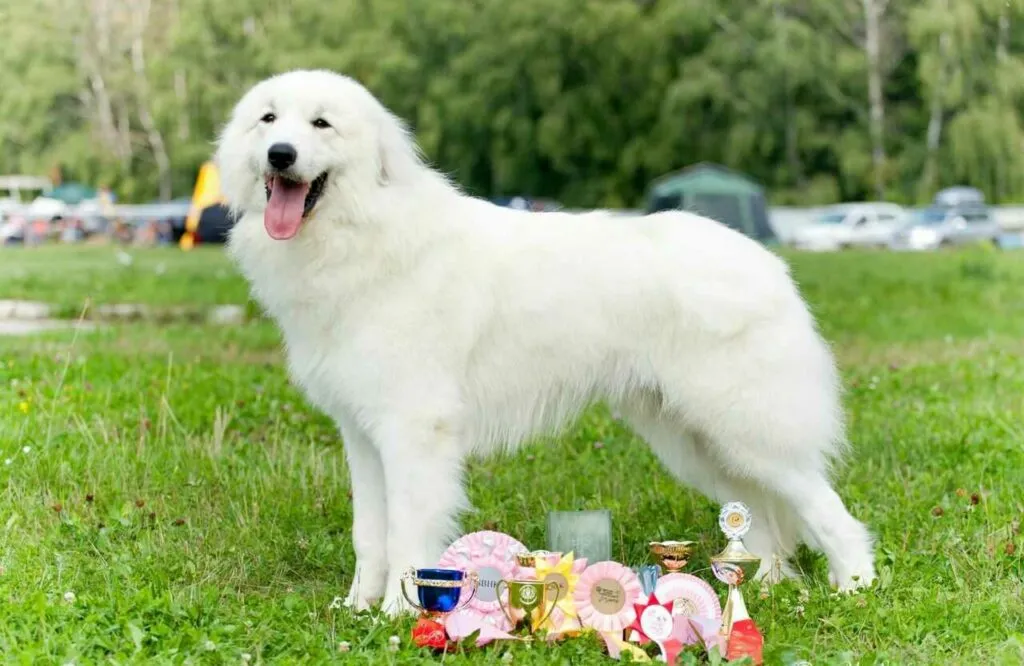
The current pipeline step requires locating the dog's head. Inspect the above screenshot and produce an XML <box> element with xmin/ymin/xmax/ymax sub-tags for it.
<box><xmin>216</xmin><ymin>69</ymin><xmax>423</xmax><ymax>240</ymax></box>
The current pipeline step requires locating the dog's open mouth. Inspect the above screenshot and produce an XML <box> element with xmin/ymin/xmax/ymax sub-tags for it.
<box><xmin>263</xmin><ymin>172</ymin><xmax>328</xmax><ymax>240</ymax></box>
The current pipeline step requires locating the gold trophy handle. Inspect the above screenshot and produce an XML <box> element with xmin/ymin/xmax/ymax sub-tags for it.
<box><xmin>495</xmin><ymin>580</ymin><xmax>517</xmax><ymax>627</ymax></box>
<box><xmin>400</xmin><ymin>568</ymin><xmax>426</xmax><ymax>614</ymax></box>
<box><xmin>533</xmin><ymin>580</ymin><xmax>561</xmax><ymax>631</ymax></box>
<box><xmin>454</xmin><ymin>571</ymin><xmax>479</xmax><ymax>612</ymax></box>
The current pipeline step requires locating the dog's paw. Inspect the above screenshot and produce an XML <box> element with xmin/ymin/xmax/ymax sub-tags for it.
<box><xmin>379</xmin><ymin>590</ymin><xmax>414</xmax><ymax>619</ymax></box>
<box><xmin>830</xmin><ymin>568</ymin><xmax>877</xmax><ymax>592</ymax></box>
<box><xmin>344</xmin><ymin>567</ymin><xmax>386</xmax><ymax>611</ymax></box>
<box><xmin>343</xmin><ymin>588</ymin><xmax>378</xmax><ymax>612</ymax></box>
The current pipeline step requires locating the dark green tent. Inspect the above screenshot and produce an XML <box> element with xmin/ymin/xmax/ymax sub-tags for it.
<box><xmin>644</xmin><ymin>163</ymin><xmax>777</xmax><ymax>243</ymax></box>
<box><xmin>48</xmin><ymin>182</ymin><xmax>98</xmax><ymax>205</ymax></box>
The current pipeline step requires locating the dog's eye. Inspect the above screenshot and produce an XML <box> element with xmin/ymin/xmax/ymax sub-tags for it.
<box><xmin>260</xmin><ymin>112</ymin><xmax>276</xmax><ymax>124</ymax></box>
<box><xmin>311</xmin><ymin>118</ymin><xmax>331</xmax><ymax>129</ymax></box>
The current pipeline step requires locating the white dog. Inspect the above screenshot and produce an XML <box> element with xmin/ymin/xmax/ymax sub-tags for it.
<box><xmin>216</xmin><ymin>69</ymin><xmax>876</xmax><ymax>615</ymax></box>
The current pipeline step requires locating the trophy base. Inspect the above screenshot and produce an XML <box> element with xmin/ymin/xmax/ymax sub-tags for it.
<box><xmin>718</xmin><ymin>585</ymin><xmax>747</xmax><ymax>642</ymax></box>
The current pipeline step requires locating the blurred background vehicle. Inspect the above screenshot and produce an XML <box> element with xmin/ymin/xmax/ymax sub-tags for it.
<box><xmin>790</xmin><ymin>202</ymin><xmax>907</xmax><ymax>251</ymax></box>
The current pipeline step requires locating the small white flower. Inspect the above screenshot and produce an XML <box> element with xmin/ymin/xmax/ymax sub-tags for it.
<box><xmin>501</xmin><ymin>652</ymin><xmax>514</xmax><ymax>663</ymax></box>
<box><xmin>241</xmin><ymin>653</ymin><xmax>252</xmax><ymax>662</ymax></box>
<box><xmin>4</xmin><ymin>459</ymin><xmax>11</xmax><ymax>466</ymax></box>
<box><xmin>203</xmin><ymin>640</ymin><xmax>216</xmax><ymax>651</ymax></box>
<box><xmin>328</xmin><ymin>596</ymin><xmax>343</xmax><ymax>610</ymax></box>
<box><xmin>388</xmin><ymin>635</ymin><xmax>400</xmax><ymax>652</ymax></box>
<box><xmin>63</xmin><ymin>591</ymin><xmax>76</xmax><ymax>603</ymax></box>
<box><xmin>22</xmin><ymin>446</ymin><xmax>30</xmax><ymax>454</ymax></box>
<box><xmin>337</xmin><ymin>641</ymin><xmax>351</xmax><ymax>652</ymax></box>
<box><xmin>794</xmin><ymin>604</ymin><xmax>805</xmax><ymax>617</ymax></box>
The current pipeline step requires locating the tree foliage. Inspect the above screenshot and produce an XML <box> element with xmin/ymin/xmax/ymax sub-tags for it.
<box><xmin>1</xmin><ymin>0</ymin><xmax>1023</xmax><ymax>207</ymax></box>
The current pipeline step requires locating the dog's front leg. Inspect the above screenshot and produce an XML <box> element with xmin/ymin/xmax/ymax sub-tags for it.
<box><xmin>340</xmin><ymin>423</ymin><xmax>388</xmax><ymax>611</ymax></box>
<box><xmin>376</xmin><ymin>419</ymin><xmax>467</xmax><ymax>617</ymax></box>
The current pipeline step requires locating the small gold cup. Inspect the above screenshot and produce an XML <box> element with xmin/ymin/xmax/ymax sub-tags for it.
<box><xmin>515</xmin><ymin>552</ymin><xmax>537</xmax><ymax>568</ymax></box>
<box><xmin>649</xmin><ymin>540</ymin><xmax>695</xmax><ymax>573</ymax></box>
<box><xmin>514</xmin><ymin>549</ymin><xmax>560</xmax><ymax>569</ymax></box>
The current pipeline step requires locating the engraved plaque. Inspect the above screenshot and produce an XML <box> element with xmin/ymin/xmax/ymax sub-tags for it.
<box><xmin>546</xmin><ymin>509</ymin><xmax>612</xmax><ymax>563</ymax></box>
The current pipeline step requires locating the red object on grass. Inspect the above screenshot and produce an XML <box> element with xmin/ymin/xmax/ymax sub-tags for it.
<box><xmin>726</xmin><ymin>618</ymin><xmax>764</xmax><ymax>665</ymax></box>
<box><xmin>412</xmin><ymin>616</ymin><xmax>449</xmax><ymax>650</ymax></box>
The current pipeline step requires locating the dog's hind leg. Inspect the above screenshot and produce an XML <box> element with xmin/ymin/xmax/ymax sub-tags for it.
<box><xmin>670</xmin><ymin>355</ymin><xmax>876</xmax><ymax>590</ymax></box>
<box><xmin>716</xmin><ymin>418</ymin><xmax>875</xmax><ymax>589</ymax></box>
<box><xmin>339</xmin><ymin>420</ymin><xmax>389</xmax><ymax>610</ymax></box>
<box><xmin>620</xmin><ymin>398</ymin><xmax>800</xmax><ymax>581</ymax></box>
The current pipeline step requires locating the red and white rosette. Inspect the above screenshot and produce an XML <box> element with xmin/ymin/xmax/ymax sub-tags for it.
<box><xmin>572</xmin><ymin>561</ymin><xmax>643</xmax><ymax>634</ymax></box>
<box><xmin>654</xmin><ymin>573</ymin><xmax>722</xmax><ymax>645</ymax></box>
<box><xmin>629</xmin><ymin>593</ymin><xmax>684</xmax><ymax>664</ymax></box>
<box><xmin>437</xmin><ymin>530</ymin><xmax>527</xmax><ymax>632</ymax></box>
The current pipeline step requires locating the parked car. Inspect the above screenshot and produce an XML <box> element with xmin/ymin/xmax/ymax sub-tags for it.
<box><xmin>790</xmin><ymin>202</ymin><xmax>906</xmax><ymax>251</ymax></box>
<box><xmin>889</xmin><ymin>203</ymin><xmax>1000</xmax><ymax>251</ymax></box>
<box><xmin>933</xmin><ymin>186</ymin><xmax>984</xmax><ymax>207</ymax></box>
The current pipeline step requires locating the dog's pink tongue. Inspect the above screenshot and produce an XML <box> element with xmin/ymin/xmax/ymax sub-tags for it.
<box><xmin>264</xmin><ymin>176</ymin><xmax>310</xmax><ymax>240</ymax></box>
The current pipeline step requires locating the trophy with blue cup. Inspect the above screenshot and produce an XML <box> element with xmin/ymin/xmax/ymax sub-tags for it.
<box><xmin>401</xmin><ymin>567</ymin><xmax>480</xmax><ymax>617</ymax></box>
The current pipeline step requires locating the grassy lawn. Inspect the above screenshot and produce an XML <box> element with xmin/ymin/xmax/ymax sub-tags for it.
<box><xmin>0</xmin><ymin>245</ymin><xmax>248</xmax><ymax>313</ymax></box>
<box><xmin>1</xmin><ymin>245</ymin><xmax>1023</xmax><ymax>664</ymax></box>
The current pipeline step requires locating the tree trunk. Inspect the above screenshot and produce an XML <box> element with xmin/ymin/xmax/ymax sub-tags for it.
<box><xmin>775</xmin><ymin>1</ymin><xmax>804</xmax><ymax>188</ymax></box>
<box><xmin>920</xmin><ymin>86</ymin><xmax>944</xmax><ymax>200</ymax></box>
<box><xmin>175</xmin><ymin>69</ymin><xmax>190</xmax><ymax>141</ymax></box>
<box><xmin>920</xmin><ymin>13</ymin><xmax>950</xmax><ymax>201</ymax></box>
<box><xmin>862</xmin><ymin>0</ymin><xmax>886</xmax><ymax>199</ymax></box>
<box><xmin>997</xmin><ymin>14</ymin><xmax>1009</xmax><ymax>63</ymax></box>
<box><xmin>129</xmin><ymin>0</ymin><xmax>173</xmax><ymax>200</ymax></box>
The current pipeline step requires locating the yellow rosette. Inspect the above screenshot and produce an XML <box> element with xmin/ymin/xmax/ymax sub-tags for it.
<box><xmin>534</xmin><ymin>551</ymin><xmax>585</xmax><ymax>637</ymax></box>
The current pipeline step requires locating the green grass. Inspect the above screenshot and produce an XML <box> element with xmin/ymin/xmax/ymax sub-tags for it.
<box><xmin>0</xmin><ymin>245</ymin><xmax>247</xmax><ymax>312</ymax></box>
<box><xmin>1</xmin><ymin>246</ymin><xmax>1024</xmax><ymax>664</ymax></box>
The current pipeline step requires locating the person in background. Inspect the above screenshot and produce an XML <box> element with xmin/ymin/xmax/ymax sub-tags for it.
<box><xmin>26</xmin><ymin>218</ymin><xmax>49</xmax><ymax>246</ymax></box>
<box><xmin>0</xmin><ymin>214</ymin><xmax>26</xmax><ymax>246</ymax></box>
<box><xmin>60</xmin><ymin>218</ymin><xmax>85</xmax><ymax>244</ymax></box>
<box><xmin>156</xmin><ymin>219</ymin><xmax>173</xmax><ymax>245</ymax></box>
<box><xmin>97</xmin><ymin>184</ymin><xmax>116</xmax><ymax>234</ymax></box>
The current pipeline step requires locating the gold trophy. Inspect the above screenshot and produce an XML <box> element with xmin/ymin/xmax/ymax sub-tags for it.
<box><xmin>496</xmin><ymin>579</ymin><xmax>561</xmax><ymax>635</ymax></box>
<box><xmin>649</xmin><ymin>540</ymin><xmax>695</xmax><ymax>573</ymax></box>
<box><xmin>709</xmin><ymin>502</ymin><xmax>761</xmax><ymax>640</ymax></box>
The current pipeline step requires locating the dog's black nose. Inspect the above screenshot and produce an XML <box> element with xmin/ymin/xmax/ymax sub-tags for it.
<box><xmin>267</xmin><ymin>143</ymin><xmax>297</xmax><ymax>170</ymax></box>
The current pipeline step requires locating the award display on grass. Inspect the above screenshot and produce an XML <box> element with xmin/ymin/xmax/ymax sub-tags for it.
<box><xmin>398</xmin><ymin>503</ymin><xmax>767</xmax><ymax>662</ymax></box>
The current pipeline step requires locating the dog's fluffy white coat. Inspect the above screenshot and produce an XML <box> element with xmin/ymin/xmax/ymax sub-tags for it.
<box><xmin>217</xmin><ymin>69</ymin><xmax>876</xmax><ymax>614</ymax></box>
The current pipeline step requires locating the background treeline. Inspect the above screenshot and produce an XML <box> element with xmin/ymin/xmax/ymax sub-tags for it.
<box><xmin>2</xmin><ymin>0</ymin><xmax>1023</xmax><ymax>208</ymax></box>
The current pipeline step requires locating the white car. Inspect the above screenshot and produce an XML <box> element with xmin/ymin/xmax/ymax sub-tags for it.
<box><xmin>791</xmin><ymin>203</ymin><xmax>907</xmax><ymax>251</ymax></box>
<box><xmin>26</xmin><ymin>196</ymin><xmax>68</xmax><ymax>221</ymax></box>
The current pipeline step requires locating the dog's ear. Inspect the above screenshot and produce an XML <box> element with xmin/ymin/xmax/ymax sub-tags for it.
<box><xmin>214</xmin><ymin>119</ymin><xmax>251</xmax><ymax>218</ymax></box>
<box><xmin>376</xmin><ymin>112</ymin><xmax>423</xmax><ymax>186</ymax></box>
